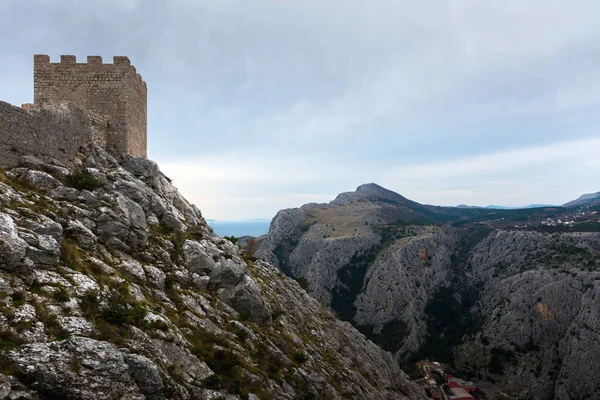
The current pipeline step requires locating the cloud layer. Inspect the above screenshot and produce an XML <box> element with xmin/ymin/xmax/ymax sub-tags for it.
<box><xmin>1</xmin><ymin>0</ymin><xmax>599</xmax><ymax>219</ymax></box>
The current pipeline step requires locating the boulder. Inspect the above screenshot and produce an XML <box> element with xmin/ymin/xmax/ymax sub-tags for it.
<box><xmin>0</xmin><ymin>212</ymin><xmax>28</xmax><ymax>271</ymax></box>
<box><xmin>7</xmin><ymin>337</ymin><xmax>158</xmax><ymax>400</ymax></box>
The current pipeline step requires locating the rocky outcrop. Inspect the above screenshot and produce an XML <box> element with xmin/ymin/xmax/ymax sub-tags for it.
<box><xmin>255</xmin><ymin>208</ymin><xmax>306</xmax><ymax>269</ymax></box>
<box><xmin>0</xmin><ymin>148</ymin><xmax>425</xmax><ymax>399</ymax></box>
<box><xmin>8</xmin><ymin>336</ymin><xmax>162</xmax><ymax>399</ymax></box>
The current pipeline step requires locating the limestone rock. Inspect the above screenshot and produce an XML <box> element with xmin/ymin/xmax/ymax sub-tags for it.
<box><xmin>0</xmin><ymin>212</ymin><xmax>29</xmax><ymax>271</ymax></box>
<box><xmin>8</xmin><ymin>337</ymin><xmax>152</xmax><ymax>400</ymax></box>
<box><xmin>64</xmin><ymin>220</ymin><xmax>97</xmax><ymax>251</ymax></box>
<box><xmin>23</xmin><ymin>170</ymin><xmax>61</xmax><ymax>191</ymax></box>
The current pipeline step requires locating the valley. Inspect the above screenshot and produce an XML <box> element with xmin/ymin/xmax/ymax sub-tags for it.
<box><xmin>256</xmin><ymin>183</ymin><xmax>600</xmax><ymax>399</ymax></box>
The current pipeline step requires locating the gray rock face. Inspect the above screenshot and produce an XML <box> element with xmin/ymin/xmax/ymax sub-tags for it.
<box><xmin>182</xmin><ymin>239</ymin><xmax>215</xmax><ymax>274</ymax></box>
<box><xmin>23</xmin><ymin>170</ymin><xmax>62</xmax><ymax>191</ymax></box>
<box><xmin>453</xmin><ymin>230</ymin><xmax>600</xmax><ymax>399</ymax></box>
<box><xmin>123</xmin><ymin>353</ymin><xmax>164</xmax><ymax>398</ymax></box>
<box><xmin>255</xmin><ymin>208</ymin><xmax>306</xmax><ymax>268</ymax></box>
<box><xmin>65</xmin><ymin>220</ymin><xmax>97</xmax><ymax>250</ymax></box>
<box><xmin>0</xmin><ymin>212</ymin><xmax>28</xmax><ymax>271</ymax></box>
<box><xmin>354</xmin><ymin>231</ymin><xmax>455</xmax><ymax>359</ymax></box>
<box><xmin>8</xmin><ymin>337</ymin><xmax>153</xmax><ymax>399</ymax></box>
<box><xmin>0</xmin><ymin>148</ymin><xmax>425</xmax><ymax>400</ymax></box>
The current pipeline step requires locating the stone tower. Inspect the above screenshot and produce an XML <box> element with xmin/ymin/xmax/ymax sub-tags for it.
<box><xmin>33</xmin><ymin>54</ymin><xmax>147</xmax><ymax>158</ymax></box>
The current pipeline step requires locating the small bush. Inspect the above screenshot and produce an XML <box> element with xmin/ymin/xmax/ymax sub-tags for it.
<box><xmin>102</xmin><ymin>297</ymin><xmax>147</xmax><ymax>326</ymax></box>
<box><xmin>203</xmin><ymin>374</ymin><xmax>222</xmax><ymax>389</ymax></box>
<box><xmin>53</xmin><ymin>287</ymin><xmax>70</xmax><ymax>303</ymax></box>
<box><xmin>10</xmin><ymin>291</ymin><xmax>26</xmax><ymax>306</ymax></box>
<box><xmin>206</xmin><ymin>349</ymin><xmax>242</xmax><ymax>375</ymax></box>
<box><xmin>0</xmin><ymin>354</ymin><xmax>16</xmax><ymax>375</ymax></box>
<box><xmin>65</xmin><ymin>170</ymin><xmax>103</xmax><ymax>191</ymax></box>
<box><xmin>295</xmin><ymin>277</ymin><xmax>308</xmax><ymax>290</ymax></box>
<box><xmin>224</xmin><ymin>235</ymin><xmax>238</xmax><ymax>245</ymax></box>
<box><xmin>34</xmin><ymin>302</ymin><xmax>70</xmax><ymax>340</ymax></box>
<box><xmin>60</xmin><ymin>239</ymin><xmax>83</xmax><ymax>270</ymax></box>
<box><xmin>144</xmin><ymin>319</ymin><xmax>170</xmax><ymax>332</ymax></box>
<box><xmin>292</xmin><ymin>352</ymin><xmax>308</xmax><ymax>363</ymax></box>
<box><xmin>80</xmin><ymin>290</ymin><xmax>100</xmax><ymax>316</ymax></box>
<box><xmin>0</xmin><ymin>329</ymin><xmax>25</xmax><ymax>351</ymax></box>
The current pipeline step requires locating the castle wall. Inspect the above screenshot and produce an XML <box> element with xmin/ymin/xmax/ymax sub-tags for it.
<box><xmin>33</xmin><ymin>55</ymin><xmax>147</xmax><ymax>158</ymax></box>
<box><xmin>0</xmin><ymin>101</ymin><xmax>109</xmax><ymax>168</ymax></box>
<box><xmin>119</xmin><ymin>60</ymin><xmax>147</xmax><ymax>158</ymax></box>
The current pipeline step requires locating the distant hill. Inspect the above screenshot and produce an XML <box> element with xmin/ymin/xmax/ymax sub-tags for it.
<box><xmin>458</xmin><ymin>204</ymin><xmax>554</xmax><ymax>210</ymax></box>
<box><xmin>485</xmin><ymin>204</ymin><xmax>554</xmax><ymax>210</ymax></box>
<box><xmin>563</xmin><ymin>191</ymin><xmax>600</xmax><ymax>207</ymax></box>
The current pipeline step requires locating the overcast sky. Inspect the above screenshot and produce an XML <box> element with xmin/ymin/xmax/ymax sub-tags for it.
<box><xmin>1</xmin><ymin>0</ymin><xmax>599</xmax><ymax>220</ymax></box>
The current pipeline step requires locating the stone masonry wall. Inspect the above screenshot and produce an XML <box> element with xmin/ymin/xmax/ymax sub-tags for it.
<box><xmin>34</xmin><ymin>55</ymin><xmax>147</xmax><ymax>158</ymax></box>
<box><xmin>0</xmin><ymin>101</ymin><xmax>109</xmax><ymax>168</ymax></box>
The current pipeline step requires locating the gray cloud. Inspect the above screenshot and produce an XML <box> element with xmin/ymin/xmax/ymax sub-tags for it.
<box><xmin>1</xmin><ymin>0</ymin><xmax>599</xmax><ymax>219</ymax></box>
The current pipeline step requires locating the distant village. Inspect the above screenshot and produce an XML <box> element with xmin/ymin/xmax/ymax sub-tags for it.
<box><xmin>471</xmin><ymin>209</ymin><xmax>600</xmax><ymax>231</ymax></box>
<box><xmin>539</xmin><ymin>211</ymin><xmax>598</xmax><ymax>227</ymax></box>
<box><xmin>415</xmin><ymin>361</ymin><xmax>510</xmax><ymax>400</ymax></box>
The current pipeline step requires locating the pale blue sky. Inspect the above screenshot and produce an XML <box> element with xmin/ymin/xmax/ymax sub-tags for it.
<box><xmin>1</xmin><ymin>0</ymin><xmax>599</xmax><ymax>219</ymax></box>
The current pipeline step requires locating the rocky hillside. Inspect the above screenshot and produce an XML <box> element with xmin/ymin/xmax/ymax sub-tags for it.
<box><xmin>0</xmin><ymin>150</ymin><xmax>426</xmax><ymax>399</ymax></box>
<box><xmin>257</xmin><ymin>184</ymin><xmax>600</xmax><ymax>399</ymax></box>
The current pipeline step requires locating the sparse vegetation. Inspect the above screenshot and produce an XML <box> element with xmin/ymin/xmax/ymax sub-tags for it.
<box><xmin>60</xmin><ymin>239</ymin><xmax>83</xmax><ymax>270</ymax></box>
<box><xmin>65</xmin><ymin>170</ymin><xmax>103</xmax><ymax>191</ymax></box>
<box><xmin>0</xmin><ymin>353</ymin><xmax>17</xmax><ymax>375</ymax></box>
<box><xmin>224</xmin><ymin>235</ymin><xmax>238</xmax><ymax>245</ymax></box>
<box><xmin>292</xmin><ymin>351</ymin><xmax>308</xmax><ymax>363</ymax></box>
<box><xmin>0</xmin><ymin>329</ymin><xmax>25</xmax><ymax>351</ymax></box>
<box><xmin>34</xmin><ymin>301</ymin><xmax>71</xmax><ymax>340</ymax></box>
<box><xmin>53</xmin><ymin>287</ymin><xmax>70</xmax><ymax>303</ymax></box>
<box><xmin>295</xmin><ymin>277</ymin><xmax>308</xmax><ymax>290</ymax></box>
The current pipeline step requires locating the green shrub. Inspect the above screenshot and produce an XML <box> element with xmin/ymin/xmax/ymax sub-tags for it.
<box><xmin>53</xmin><ymin>287</ymin><xmax>70</xmax><ymax>303</ymax></box>
<box><xmin>10</xmin><ymin>291</ymin><xmax>26</xmax><ymax>306</ymax></box>
<box><xmin>203</xmin><ymin>374</ymin><xmax>222</xmax><ymax>389</ymax></box>
<box><xmin>295</xmin><ymin>277</ymin><xmax>308</xmax><ymax>290</ymax></box>
<box><xmin>224</xmin><ymin>235</ymin><xmax>238</xmax><ymax>245</ymax></box>
<box><xmin>80</xmin><ymin>290</ymin><xmax>99</xmax><ymax>316</ymax></box>
<box><xmin>65</xmin><ymin>171</ymin><xmax>103</xmax><ymax>191</ymax></box>
<box><xmin>0</xmin><ymin>354</ymin><xmax>16</xmax><ymax>375</ymax></box>
<box><xmin>0</xmin><ymin>329</ymin><xmax>25</xmax><ymax>351</ymax></box>
<box><xmin>34</xmin><ymin>302</ymin><xmax>70</xmax><ymax>340</ymax></box>
<box><xmin>102</xmin><ymin>297</ymin><xmax>147</xmax><ymax>326</ymax></box>
<box><xmin>292</xmin><ymin>352</ymin><xmax>308</xmax><ymax>363</ymax></box>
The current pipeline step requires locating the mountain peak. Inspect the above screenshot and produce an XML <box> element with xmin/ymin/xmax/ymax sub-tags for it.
<box><xmin>356</xmin><ymin>183</ymin><xmax>386</xmax><ymax>192</ymax></box>
<box><xmin>331</xmin><ymin>183</ymin><xmax>422</xmax><ymax>208</ymax></box>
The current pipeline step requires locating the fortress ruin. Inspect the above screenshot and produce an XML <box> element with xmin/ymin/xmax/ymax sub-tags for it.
<box><xmin>0</xmin><ymin>55</ymin><xmax>147</xmax><ymax>168</ymax></box>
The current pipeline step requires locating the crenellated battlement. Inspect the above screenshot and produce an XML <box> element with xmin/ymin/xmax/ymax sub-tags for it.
<box><xmin>33</xmin><ymin>54</ymin><xmax>147</xmax><ymax>158</ymax></box>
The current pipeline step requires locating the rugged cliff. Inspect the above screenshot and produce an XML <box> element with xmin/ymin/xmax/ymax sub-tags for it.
<box><xmin>258</xmin><ymin>184</ymin><xmax>600</xmax><ymax>399</ymax></box>
<box><xmin>455</xmin><ymin>230</ymin><xmax>600</xmax><ymax>400</ymax></box>
<box><xmin>0</xmin><ymin>150</ymin><xmax>426</xmax><ymax>399</ymax></box>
